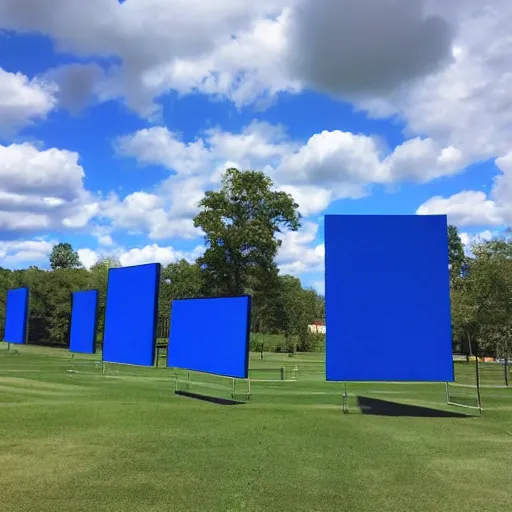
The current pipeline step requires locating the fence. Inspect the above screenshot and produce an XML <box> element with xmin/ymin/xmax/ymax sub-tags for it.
<box><xmin>157</xmin><ymin>317</ymin><xmax>170</xmax><ymax>339</ymax></box>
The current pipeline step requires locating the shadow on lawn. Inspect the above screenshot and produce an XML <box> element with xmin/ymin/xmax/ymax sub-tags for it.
<box><xmin>357</xmin><ymin>396</ymin><xmax>469</xmax><ymax>418</ymax></box>
<box><xmin>175</xmin><ymin>390</ymin><xmax>246</xmax><ymax>406</ymax></box>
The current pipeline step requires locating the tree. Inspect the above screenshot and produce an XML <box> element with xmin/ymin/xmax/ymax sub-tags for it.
<box><xmin>49</xmin><ymin>243</ymin><xmax>82</xmax><ymax>270</ymax></box>
<box><xmin>160</xmin><ymin>260</ymin><xmax>204</xmax><ymax>320</ymax></box>
<box><xmin>448</xmin><ymin>225</ymin><xmax>465</xmax><ymax>281</ymax></box>
<box><xmin>451</xmin><ymin>237</ymin><xmax>512</xmax><ymax>358</ymax></box>
<box><xmin>88</xmin><ymin>257</ymin><xmax>122</xmax><ymax>342</ymax></box>
<box><xmin>193</xmin><ymin>168</ymin><xmax>301</xmax><ymax>296</ymax></box>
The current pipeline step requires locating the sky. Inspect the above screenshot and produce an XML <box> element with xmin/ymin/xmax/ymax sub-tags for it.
<box><xmin>0</xmin><ymin>0</ymin><xmax>511</xmax><ymax>294</ymax></box>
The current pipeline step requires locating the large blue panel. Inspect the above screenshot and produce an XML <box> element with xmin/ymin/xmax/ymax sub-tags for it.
<box><xmin>168</xmin><ymin>296</ymin><xmax>251</xmax><ymax>379</ymax></box>
<box><xmin>2</xmin><ymin>287</ymin><xmax>29</xmax><ymax>344</ymax></box>
<box><xmin>103</xmin><ymin>263</ymin><xmax>160</xmax><ymax>366</ymax></box>
<box><xmin>325</xmin><ymin>215</ymin><xmax>453</xmax><ymax>382</ymax></box>
<box><xmin>70</xmin><ymin>290</ymin><xmax>99</xmax><ymax>354</ymax></box>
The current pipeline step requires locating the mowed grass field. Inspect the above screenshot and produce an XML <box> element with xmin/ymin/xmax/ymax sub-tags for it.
<box><xmin>1</xmin><ymin>344</ymin><xmax>511</xmax><ymax>512</ymax></box>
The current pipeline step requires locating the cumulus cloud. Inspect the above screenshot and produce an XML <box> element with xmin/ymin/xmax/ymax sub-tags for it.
<box><xmin>117</xmin><ymin>122</ymin><xmax>466</xmax><ymax>219</ymax></box>
<box><xmin>360</xmin><ymin>1</ymin><xmax>512</xmax><ymax>161</ymax></box>
<box><xmin>45</xmin><ymin>63</ymin><xmax>104</xmax><ymax>113</ymax></box>
<box><xmin>0</xmin><ymin>0</ymin><xmax>292</xmax><ymax>115</ymax></box>
<box><xmin>0</xmin><ymin>239</ymin><xmax>54</xmax><ymax>267</ymax></box>
<box><xmin>0</xmin><ymin>142</ymin><xmax>99</xmax><ymax>233</ymax></box>
<box><xmin>118</xmin><ymin>243</ymin><xmax>204</xmax><ymax>267</ymax></box>
<box><xmin>0</xmin><ymin>0</ymin><xmax>458</xmax><ymax>117</ymax></box>
<box><xmin>286</xmin><ymin>0</ymin><xmax>453</xmax><ymax>98</ymax></box>
<box><xmin>276</xmin><ymin>221</ymin><xmax>324</xmax><ymax>275</ymax></box>
<box><xmin>416</xmin><ymin>150</ymin><xmax>512</xmax><ymax>228</ymax></box>
<box><xmin>100</xmin><ymin>191</ymin><xmax>200</xmax><ymax>240</ymax></box>
<box><xmin>0</xmin><ymin>67</ymin><xmax>57</xmax><ymax>134</ymax></box>
<box><xmin>416</xmin><ymin>191</ymin><xmax>502</xmax><ymax>227</ymax></box>
<box><xmin>459</xmin><ymin>230</ymin><xmax>494</xmax><ymax>247</ymax></box>
<box><xmin>0</xmin><ymin>0</ymin><xmax>509</xmax><ymax>179</ymax></box>
<box><xmin>77</xmin><ymin>243</ymin><xmax>204</xmax><ymax>270</ymax></box>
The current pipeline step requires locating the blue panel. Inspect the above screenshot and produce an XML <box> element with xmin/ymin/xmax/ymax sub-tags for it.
<box><xmin>103</xmin><ymin>263</ymin><xmax>160</xmax><ymax>366</ymax></box>
<box><xmin>325</xmin><ymin>215</ymin><xmax>453</xmax><ymax>382</ymax></box>
<box><xmin>168</xmin><ymin>296</ymin><xmax>251</xmax><ymax>378</ymax></box>
<box><xmin>3</xmin><ymin>287</ymin><xmax>29</xmax><ymax>344</ymax></box>
<box><xmin>70</xmin><ymin>290</ymin><xmax>99</xmax><ymax>354</ymax></box>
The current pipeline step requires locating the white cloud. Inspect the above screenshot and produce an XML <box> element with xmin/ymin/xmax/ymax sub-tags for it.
<box><xmin>276</xmin><ymin>221</ymin><xmax>324</xmax><ymax>275</ymax></box>
<box><xmin>77</xmin><ymin>242</ymin><xmax>204</xmax><ymax>270</ymax></box>
<box><xmin>0</xmin><ymin>0</ymin><xmax>456</xmax><ymax>116</ymax></box>
<box><xmin>279</xmin><ymin>185</ymin><xmax>334</xmax><ymax>217</ymax></box>
<box><xmin>116</xmin><ymin>127</ymin><xmax>211</xmax><ymax>176</ymax></box>
<box><xmin>117</xmin><ymin>121</ymin><xmax>294</xmax><ymax>178</ymax></box>
<box><xmin>0</xmin><ymin>0</ymin><xmax>293</xmax><ymax>115</ymax></box>
<box><xmin>0</xmin><ymin>239</ymin><xmax>54</xmax><ymax>267</ymax></box>
<box><xmin>416</xmin><ymin>150</ymin><xmax>512</xmax><ymax>228</ymax></box>
<box><xmin>274</xmin><ymin>132</ymin><xmax>465</xmax><ymax>212</ymax></box>
<box><xmin>360</xmin><ymin>1</ymin><xmax>512</xmax><ymax>161</ymax></box>
<box><xmin>118</xmin><ymin>244</ymin><xmax>204</xmax><ymax>267</ymax></box>
<box><xmin>100</xmin><ymin>190</ymin><xmax>200</xmax><ymax>240</ymax></box>
<box><xmin>416</xmin><ymin>190</ymin><xmax>503</xmax><ymax>227</ymax></box>
<box><xmin>98</xmin><ymin>235</ymin><xmax>114</xmax><ymax>247</ymax></box>
<box><xmin>77</xmin><ymin>248</ymin><xmax>100</xmax><ymax>270</ymax></box>
<box><xmin>0</xmin><ymin>142</ymin><xmax>98</xmax><ymax>233</ymax></box>
<box><xmin>459</xmin><ymin>230</ymin><xmax>494</xmax><ymax>248</ymax></box>
<box><xmin>0</xmin><ymin>68</ymin><xmax>57</xmax><ymax>134</ymax></box>
<box><xmin>117</xmin><ymin>123</ymin><xmax>467</xmax><ymax>221</ymax></box>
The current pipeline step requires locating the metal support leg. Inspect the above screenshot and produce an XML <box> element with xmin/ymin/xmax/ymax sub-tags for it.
<box><xmin>342</xmin><ymin>383</ymin><xmax>348</xmax><ymax>414</ymax></box>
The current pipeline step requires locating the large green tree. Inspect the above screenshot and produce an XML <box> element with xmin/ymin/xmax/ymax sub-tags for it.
<box><xmin>193</xmin><ymin>168</ymin><xmax>301</xmax><ymax>296</ymax></box>
<box><xmin>49</xmin><ymin>243</ymin><xmax>82</xmax><ymax>270</ymax></box>
<box><xmin>451</xmin><ymin>237</ymin><xmax>512</xmax><ymax>358</ymax></box>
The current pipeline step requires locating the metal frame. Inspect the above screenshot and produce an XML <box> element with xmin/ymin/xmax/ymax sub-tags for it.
<box><xmin>341</xmin><ymin>383</ymin><xmax>348</xmax><ymax>413</ymax></box>
<box><xmin>445</xmin><ymin>357</ymin><xmax>482</xmax><ymax>415</ymax></box>
<box><xmin>174</xmin><ymin>369</ymin><xmax>251</xmax><ymax>401</ymax></box>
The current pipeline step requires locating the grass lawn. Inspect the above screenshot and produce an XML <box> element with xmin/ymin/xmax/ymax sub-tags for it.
<box><xmin>1</xmin><ymin>344</ymin><xmax>511</xmax><ymax>512</ymax></box>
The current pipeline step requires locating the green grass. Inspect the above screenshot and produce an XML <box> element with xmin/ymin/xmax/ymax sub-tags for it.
<box><xmin>1</xmin><ymin>344</ymin><xmax>511</xmax><ymax>512</ymax></box>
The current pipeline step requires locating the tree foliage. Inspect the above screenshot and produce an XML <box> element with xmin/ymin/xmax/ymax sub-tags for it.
<box><xmin>1</xmin><ymin>250</ymin><xmax>324</xmax><ymax>350</ymax></box>
<box><xmin>49</xmin><ymin>243</ymin><xmax>82</xmax><ymax>270</ymax></box>
<box><xmin>447</xmin><ymin>225</ymin><xmax>465</xmax><ymax>281</ymax></box>
<box><xmin>451</xmin><ymin>235</ymin><xmax>512</xmax><ymax>359</ymax></box>
<box><xmin>0</xmin><ymin>168</ymin><xmax>322</xmax><ymax>350</ymax></box>
<box><xmin>193</xmin><ymin>168</ymin><xmax>301</xmax><ymax>296</ymax></box>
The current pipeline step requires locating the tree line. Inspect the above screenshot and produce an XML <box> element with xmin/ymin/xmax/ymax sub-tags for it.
<box><xmin>0</xmin><ymin>169</ymin><xmax>325</xmax><ymax>352</ymax></box>
<box><xmin>449</xmin><ymin>228</ymin><xmax>512</xmax><ymax>360</ymax></box>
<box><xmin>1</xmin><ymin>167</ymin><xmax>510</xmax><ymax>359</ymax></box>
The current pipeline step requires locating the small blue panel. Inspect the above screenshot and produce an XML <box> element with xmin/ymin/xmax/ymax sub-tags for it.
<box><xmin>325</xmin><ymin>215</ymin><xmax>453</xmax><ymax>382</ymax></box>
<box><xmin>103</xmin><ymin>263</ymin><xmax>160</xmax><ymax>366</ymax></box>
<box><xmin>168</xmin><ymin>296</ymin><xmax>251</xmax><ymax>379</ymax></box>
<box><xmin>3</xmin><ymin>287</ymin><xmax>29</xmax><ymax>344</ymax></box>
<box><xmin>70</xmin><ymin>290</ymin><xmax>99</xmax><ymax>354</ymax></box>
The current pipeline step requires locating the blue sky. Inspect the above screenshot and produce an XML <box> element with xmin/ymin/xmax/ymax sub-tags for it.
<box><xmin>0</xmin><ymin>0</ymin><xmax>510</xmax><ymax>293</ymax></box>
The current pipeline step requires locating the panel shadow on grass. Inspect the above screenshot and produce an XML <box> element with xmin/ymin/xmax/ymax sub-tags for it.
<box><xmin>357</xmin><ymin>396</ymin><xmax>469</xmax><ymax>418</ymax></box>
<box><xmin>174</xmin><ymin>390</ymin><xmax>246</xmax><ymax>406</ymax></box>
